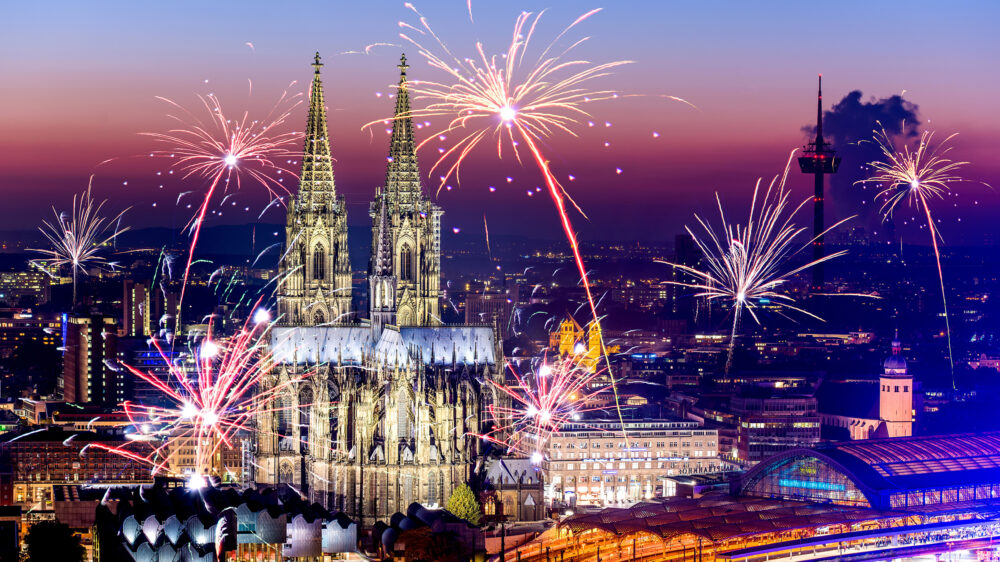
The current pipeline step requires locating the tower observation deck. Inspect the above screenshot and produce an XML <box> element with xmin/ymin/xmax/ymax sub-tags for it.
<box><xmin>798</xmin><ymin>75</ymin><xmax>840</xmax><ymax>290</ymax></box>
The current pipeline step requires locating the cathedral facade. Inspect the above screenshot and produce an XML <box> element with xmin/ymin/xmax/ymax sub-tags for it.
<box><xmin>256</xmin><ymin>54</ymin><xmax>503</xmax><ymax>524</ymax></box>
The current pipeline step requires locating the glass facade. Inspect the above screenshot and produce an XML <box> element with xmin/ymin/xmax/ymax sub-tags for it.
<box><xmin>742</xmin><ymin>454</ymin><xmax>870</xmax><ymax>506</ymax></box>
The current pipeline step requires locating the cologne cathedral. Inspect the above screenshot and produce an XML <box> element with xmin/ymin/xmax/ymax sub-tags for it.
<box><xmin>256</xmin><ymin>54</ymin><xmax>504</xmax><ymax>523</ymax></box>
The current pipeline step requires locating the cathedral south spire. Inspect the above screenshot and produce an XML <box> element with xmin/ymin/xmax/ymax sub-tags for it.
<box><xmin>382</xmin><ymin>53</ymin><xmax>421</xmax><ymax>205</ymax></box>
<box><xmin>369</xmin><ymin>54</ymin><xmax>443</xmax><ymax>327</ymax></box>
<box><xmin>276</xmin><ymin>53</ymin><xmax>352</xmax><ymax>326</ymax></box>
<box><xmin>301</xmin><ymin>52</ymin><xmax>336</xmax><ymax>202</ymax></box>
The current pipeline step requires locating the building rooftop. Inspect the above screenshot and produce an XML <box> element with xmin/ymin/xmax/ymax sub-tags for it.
<box><xmin>562</xmin><ymin>494</ymin><xmax>900</xmax><ymax>543</ymax></box>
<box><xmin>821</xmin><ymin>432</ymin><xmax>1000</xmax><ymax>486</ymax></box>
<box><xmin>737</xmin><ymin>431</ymin><xmax>1000</xmax><ymax>509</ymax></box>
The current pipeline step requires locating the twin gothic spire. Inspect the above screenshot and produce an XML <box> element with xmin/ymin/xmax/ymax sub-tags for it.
<box><xmin>281</xmin><ymin>52</ymin><xmax>440</xmax><ymax>329</ymax></box>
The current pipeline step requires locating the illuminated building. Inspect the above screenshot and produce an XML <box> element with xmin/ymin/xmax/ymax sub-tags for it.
<box><xmin>0</xmin><ymin>427</ymin><xmax>150</xmax><ymax>510</ymax></box>
<box><xmin>483</xmin><ymin>458</ymin><xmax>546</xmax><ymax>522</ymax></box>
<box><xmin>548</xmin><ymin>317</ymin><xmax>619</xmax><ymax>372</ymax></box>
<box><xmin>61</xmin><ymin>313</ymin><xmax>124</xmax><ymax>405</ymax></box>
<box><xmin>258</xmin><ymin>55</ymin><xmax>502</xmax><ymax>524</ymax></box>
<box><xmin>465</xmin><ymin>288</ymin><xmax>513</xmax><ymax>327</ymax></box>
<box><xmin>0</xmin><ymin>309</ymin><xmax>60</xmax><ymax>359</ymax></box>
<box><xmin>0</xmin><ymin>271</ymin><xmax>49</xmax><ymax>306</ymax></box>
<box><xmin>509</xmin><ymin>432</ymin><xmax>1000</xmax><ymax>561</ymax></box>
<box><xmin>122</xmin><ymin>279</ymin><xmax>151</xmax><ymax>337</ymax></box>
<box><xmin>275</xmin><ymin>54</ymin><xmax>352</xmax><ymax>326</ymax></box>
<box><xmin>731</xmin><ymin>394</ymin><xmax>820</xmax><ymax>463</ymax></box>
<box><xmin>95</xmin><ymin>482</ymin><xmax>358</xmax><ymax>561</ymax></box>
<box><xmin>546</xmin><ymin>420</ymin><xmax>724</xmax><ymax>507</ymax></box>
<box><xmin>817</xmin><ymin>335</ymin><xmax>914</xmax><ymax>440</ymax></box>
<box><xmin>798</xmin><ymin>75</ymin><xmax>840</xmax><ymax>290</ymax></box>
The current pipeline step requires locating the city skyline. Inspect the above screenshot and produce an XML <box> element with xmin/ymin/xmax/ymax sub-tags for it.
<box><xmin>4</xmin><ymin>3</ymin><xmax>1000</xmax><ymax>561</ymax></box>
<box><xmin>2</xmin><ymin>1</ymin><xmax>998</xmax><ymax>242</ymax></box>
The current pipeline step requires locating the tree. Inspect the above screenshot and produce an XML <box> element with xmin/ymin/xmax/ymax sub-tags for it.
<box><xmin>25</xmin><ymin>520</ymin><xmax>84</xmax><ymax>562</ymax></box>
<box><xmin>446</xmin><ymin>483</ymin><xmax>482</xmax><ymax>526</ymax></box>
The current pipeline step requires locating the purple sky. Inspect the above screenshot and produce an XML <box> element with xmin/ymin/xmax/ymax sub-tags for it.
<box><xmin>2</xmin><ymin>1</ymin><xmax>998</xmax><ymax>243</ymax></box>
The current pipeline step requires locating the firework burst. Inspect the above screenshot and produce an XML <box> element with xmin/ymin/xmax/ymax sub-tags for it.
<box><xmin>477</xmin><ymin>354</ymin><xmax>611</xmax><ymax>463</ymax></box>
<box><xmin>143</xmin><ymin>85</ymin><xmax>302</xmax><ymax>313</ymax></box>
<box><xmin>858</xmin><ymin>126</ymin><xmax>985</xmax><ymax>386</ymax></box>
<box><xmin>660</xmin><ymin>154</ymin><xmax>851</xmax><ymax>373</ymax></box>
<box><xmin>374</xmin><ymin>4</ymin><xmax>633</xmax><ymax>438</ymax></box>
<box><xmin>86</xmin><ymin>306</ymin><xmax>311</xmax><ymax>480</ymax></box>
<box><xmin>30</xmin><ymin>183</ymin><xmax>130</xmax><ymax>306</ymax></box>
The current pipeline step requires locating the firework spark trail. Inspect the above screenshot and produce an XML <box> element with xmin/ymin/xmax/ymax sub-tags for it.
<box><xmin>483</xmin><ymin>214</ymin><xmax>492</xmax><ymax>259</ymax></box>
<box><xmin>857</xmin><ymin>126</ymin><xmax>987</xmax><ymax>388</ymax></box>
<box><xmin>30</xmin><ymin>180</ymin><xmax>130</xmax><ymax>306</ymax></box>
<box><xmin>659</xmin><ymin>153</ymin><xmax>852</xmax><ymax>373</ymax></box>
<box><xmin>476</xmin><ymin>354</ymin><xmax>611</xmax><ymax>462</ymax></box>
<box><xmin>142</xmin><ymin>86</ymin><xmax>302</xmax><ymax>326</ymax></box>
<box><xmin>374</xmin><ymin>4</ymin><xmax>636</xmax><ymax>442</ymax></box>
<box><xmin>87</xmin><ymin>302</ymin><xmax>315</xmax><ymax>479</ymax></box>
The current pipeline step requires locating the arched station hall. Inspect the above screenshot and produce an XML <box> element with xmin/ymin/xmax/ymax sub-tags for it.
<box><xmin>508</xmin><ymin>432</ymin><xmax>1000</xmax><ymax>561</ymax></box>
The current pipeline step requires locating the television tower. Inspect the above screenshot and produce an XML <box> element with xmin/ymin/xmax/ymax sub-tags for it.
<box><xmin>798</xmin><ymin>75</ymin><xmax>839</xmax><ymax>290</ymax></box>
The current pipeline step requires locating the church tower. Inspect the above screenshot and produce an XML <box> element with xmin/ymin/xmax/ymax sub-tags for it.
<box><xmin>277</xmin><ymin>53</ymin><xmax>352</xmax><ymax>326</ymax></box>
<box><xmin>369</xmin><ymin>194</ymin><xmax>397</xmax><ymax>337</ymax></box>
<box><xmin>369</xmin><ymin>54</ymin><xmax>442</xmax><ymax>327</ymax></box>
<box><xmin>879</xmin><ymin>333</ymin><xmax>913</xmax><ymax>437</ymax></box>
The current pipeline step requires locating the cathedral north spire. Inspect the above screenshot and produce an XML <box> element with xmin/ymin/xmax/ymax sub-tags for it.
<box><xmin>382</xmin><ymin>53</ymin><xmax>421</xmax><ymax>204</ymax></box>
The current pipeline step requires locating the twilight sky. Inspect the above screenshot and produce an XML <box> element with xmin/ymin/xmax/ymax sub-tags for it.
<box><xmin>2</xmin><ymin>0</ymin><xmax>998</xmax><ymax>243</ymax></box>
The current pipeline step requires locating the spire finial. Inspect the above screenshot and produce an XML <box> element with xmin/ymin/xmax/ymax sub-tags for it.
<box><xmin>313</xmin><ymin>52</ymin><xmax>323</xmax><ymax>72</ymax></box>
<box><xmin>816</xmin><ymin>74</ymin><xmax>824</xmax><ymax>145</ymax></box>
<box><xmin>398</xmin><ymin>53</ymin><xmax>408</xmax><ymax>78</ymax></box>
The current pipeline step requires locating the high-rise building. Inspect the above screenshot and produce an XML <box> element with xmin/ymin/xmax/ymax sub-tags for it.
<box><xmin>0</xmin><ymin>310</ymin><xmax>60</xmax><ymax>360</ymax></box>
<box><xmin>0</xmin><ymin>271</ymin><xmax>50</xmax><ymax>306</ymax></box>
<box><xmin>731</xmin><ymin>394</ymin><xmax>821</xmax><ymax>464</ymax></box>
<box><xmin>148</xmin><ymin>280</ymin><xmax>180</xmax><ymax>337</ymax></box>
<box><xmin>257</xmin><ymin>54</ymin><xmax>503</xmax><ymax>524</ymax></box>
<box><xmin>61</xmin><ymin>314</ymin><xmax>123</xmax><ymax>405</ymax></box>
<box><xmin>122</xmin><ymin>279</ymin><xmax>151</xmax><ymax>337</ymax></box>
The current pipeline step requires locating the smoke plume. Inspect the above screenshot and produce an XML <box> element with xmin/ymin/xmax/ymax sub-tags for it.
<box><xmin>802</xmin><ymin>90</ymin><xmax>921</xmax><ymax>235</ymax></box>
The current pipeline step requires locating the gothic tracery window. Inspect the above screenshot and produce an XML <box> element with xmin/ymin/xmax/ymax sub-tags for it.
<box><xmin>299</xmin><ymin>386</ymin><xmax>313</xmax><ymax>445</ymax></box>
<box><xmin>279</xmin><ymin>462</ymin><xmax>293</xmax><ymax>484</ymax></box>
<box><xmin>400</xmin><ymin>244</ymin><xmax>413</xmax><ymax>281</ymax></box>
<box><xmin>428</xmin><ymin>471</ymin><xmax>438</xmax><ymax>505</ymax></box>
<box><xmin>276</xmin><ymin>393</ymin><xmax>293</xmax><ymax>437</ymax></box>
<box><xmin>313</xmin><ymin>246</ymin><xmax>326</xmax><ymax>280</ymax></box>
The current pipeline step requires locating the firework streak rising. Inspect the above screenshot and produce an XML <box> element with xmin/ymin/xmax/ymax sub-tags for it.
<box><xmin>30</xmin><ymin>181</ymin><xmax>130</xmax><ymax>305</ymax></box>
<box><xmin>476</xmin><ymin>354</ymin><xmax>611</xmax><ymax>461</ymax></box>
<box><xmin>86</xmin><ymin>307</ymin><xmax>312</xmax><ymax>477</ymax></box>
<box><xmin>379</xmin><ymin>3</ymin><xmax>633</xmax><ymax>439</ymax></box>
<box><xmin>858</xmin><ymin>126</ymin><xmax>986</xmax><ymax>386</ymax></box>
<box><xmin>142</xmin><ymin>86</ymin><xmax>302</xmax><ymax>316</ymax></box>
<box><xmin>659</xmin><ymin>153</ymin><xmax>852</xmax><ymax>372</ymax></box>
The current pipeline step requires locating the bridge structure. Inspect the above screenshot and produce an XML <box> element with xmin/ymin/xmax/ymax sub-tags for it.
<box><xmin>504</xmin><ymin>432</ymin><xmax>1000</xmax><ymax>561</ymax></box>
